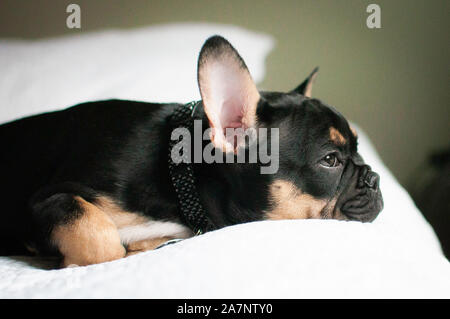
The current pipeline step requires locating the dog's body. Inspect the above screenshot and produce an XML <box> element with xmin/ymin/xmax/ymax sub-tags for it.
<box><xmin>0</xmin><ymin>36</ymin><xmax>383</xmax><ymax>266</ymax></box>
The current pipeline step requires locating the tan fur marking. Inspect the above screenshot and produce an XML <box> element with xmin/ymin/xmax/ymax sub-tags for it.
<box><xmin>94</xmin><ymin>196</ymin><xmax>192</xmax><ymax>247</ymax></box>
<box><xmin>329</xmin><ymin>127</ymin><xmax>346</xmax><ymax>145</ymax></box>
<box><xmin>350</xmin><ymin>126</ymin><xmax>358</xmax><ymax>138</ymax></box>
<box><xmin>95</xmin><ymin>196</ymin><xmax>149</xmax><ymax>229</ymax></box>
<box><xmin>125</xmin><ymin>237</ymin><xmax>173</xmax><ymax>256</ymax></box>
<box><xmin>265</xmin><ymin>180</ymin><xmax>328</xmax><ymax>220</ymax></box>
<box><xmin>52</xmin><ymin>196</ymin><xmax>125</xmax><ymax>267</ymax></box>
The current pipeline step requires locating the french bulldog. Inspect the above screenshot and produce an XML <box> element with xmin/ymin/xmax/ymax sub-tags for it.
<box><xmin>0</xmin><ymin>36</ymin><xmax>383</xmax><ymax>266</ymax></box>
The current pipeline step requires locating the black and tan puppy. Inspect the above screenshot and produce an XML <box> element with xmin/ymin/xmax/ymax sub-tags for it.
<box><xmin>0</xmin><ymin>36</ymin><xmax>383</xmax><ymax>267</ymax></box>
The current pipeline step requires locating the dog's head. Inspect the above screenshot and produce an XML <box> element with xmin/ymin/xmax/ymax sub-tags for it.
<box><xmin>197</xmin><ymin>36</ymin><xmax>383</xmax><ymax>222</ymax></box>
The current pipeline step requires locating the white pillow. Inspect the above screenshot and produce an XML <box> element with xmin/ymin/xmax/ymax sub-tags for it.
<box><xmin>0</xmin><ymin>23</ymin><xmax>274</xmax><ymax>124</ymax></box>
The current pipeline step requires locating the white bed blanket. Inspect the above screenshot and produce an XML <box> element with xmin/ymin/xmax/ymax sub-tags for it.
<box><xmin>0</xmin><ymin>24</ymin><xmax>448</xmax><ymax>299</ymax></box>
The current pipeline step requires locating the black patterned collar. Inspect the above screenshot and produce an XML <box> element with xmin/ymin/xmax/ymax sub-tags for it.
<box><xmin>167</xmin><ymin>101</ymin><xmax>216</xmax><ymax>234</ymax></box>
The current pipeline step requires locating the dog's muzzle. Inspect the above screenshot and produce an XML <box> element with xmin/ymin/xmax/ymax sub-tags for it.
<box><xmin>337</xmin><ymin>163</ymin><xmax>384</xmax><ymax>222</ymax></box>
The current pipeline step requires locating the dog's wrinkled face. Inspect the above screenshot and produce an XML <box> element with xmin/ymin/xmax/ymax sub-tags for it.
<box><xmin>197</xmin><ymin>35</ymin><xmax>383</xmax><ymax>222</ymax></box>
<box><xmin>258</xmin><ymin>91</ymin><xmax>383</xmax><ymax>222</ymax></box>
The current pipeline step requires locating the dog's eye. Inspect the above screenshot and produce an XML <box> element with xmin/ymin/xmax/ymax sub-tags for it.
<box><xmin>320</xmin><ymin>154</ymin><xmax>341</xmax><ymax>168</ymax></box>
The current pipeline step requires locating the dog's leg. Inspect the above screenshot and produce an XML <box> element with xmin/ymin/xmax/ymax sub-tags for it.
<box><xmin>125</xmin><ymin>237</ymin><xmax>173</xmax><ymax>256</ymax></box>
<box><xmin>31</xmin><ymin>191</ymin><xmax>125</xmax><ymax>267</ymax></box>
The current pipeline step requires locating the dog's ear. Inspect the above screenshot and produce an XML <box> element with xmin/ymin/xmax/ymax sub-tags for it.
<box><xmin>197</xmin><ymin>35</ymin><xmax>260</xmax><ymax>152</ymax></box>
<box><xmin>291</xmin><ymin>67</ymin><xmax>319</xmax><ymax>98</ymax></box>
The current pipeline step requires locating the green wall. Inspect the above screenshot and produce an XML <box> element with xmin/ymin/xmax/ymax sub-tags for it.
<box><xmin>1</xmin><ymin>0</ymin><xmax>449</xmax><ymax>192</ymax></box>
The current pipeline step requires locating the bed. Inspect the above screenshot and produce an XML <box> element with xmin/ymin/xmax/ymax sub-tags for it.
<box><xmin>0</xmin><ymin>23</ymin><xmax>449</xmax><ymax>298</ymax></box>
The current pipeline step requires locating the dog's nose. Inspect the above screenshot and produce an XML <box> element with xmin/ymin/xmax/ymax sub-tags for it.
<box><xmin>364</xmin><ymin>171</ymin><xmax>379</xmax><ymax>189</ymax></box>
<box><xmin>357</xmin><ymin>165</ymin><xmax>379</xmax><ymax>189</ymax></box>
